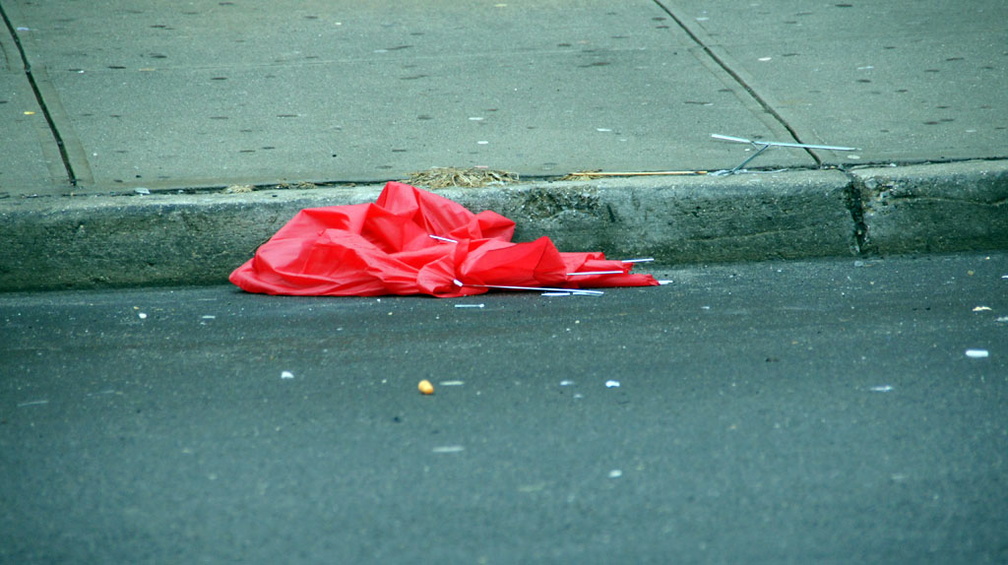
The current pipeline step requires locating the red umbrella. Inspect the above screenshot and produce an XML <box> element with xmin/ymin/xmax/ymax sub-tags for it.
<box><xmin>229</xmin><ymin>182</ymin><xmax>658</xmax><ymax>297</ymax></box>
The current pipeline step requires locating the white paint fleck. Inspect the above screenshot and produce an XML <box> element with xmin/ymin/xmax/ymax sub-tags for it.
<box><xmin>605</xmin><ymin>380</ymin><xmax>620</xmax><ymax>388</ymax></box>
<box><xmin>965</xmin><ymin>349</ymin><xmax>989</xmax><ymax>359</ymax></box>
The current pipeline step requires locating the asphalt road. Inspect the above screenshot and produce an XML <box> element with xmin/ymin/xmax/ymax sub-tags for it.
<box><xmin>2</xmin><ymin>252</ymin><xmax>1006</xmax><ymax>563</ymax></box>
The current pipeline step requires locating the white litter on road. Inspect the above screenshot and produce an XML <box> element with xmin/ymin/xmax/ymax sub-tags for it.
<box><xmin>281</xmin><ymin>370</ymin><xmax>295</xmax><ymax>379</ymax></box>
<box><xmin>605</xmin><ymin>380</ymin><xmax>620</xmax><ymax>388</ymax></box>
<box><xmin>965</xmin><ymin>349</ymin><xmax>990</xmax><ymax>359</ymax></box>
<box><xmin>869</xmin><ymin>385</ymin><xmax>894</xmax><ymax>392</ymax></box>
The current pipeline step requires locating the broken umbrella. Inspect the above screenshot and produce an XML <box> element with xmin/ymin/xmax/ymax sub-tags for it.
<box><xmin>229</xmin><ymin>182</ymin><xmax>659</xmax><ymax>297</ymax></box>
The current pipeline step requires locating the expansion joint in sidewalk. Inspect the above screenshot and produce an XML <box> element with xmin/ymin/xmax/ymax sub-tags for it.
<box><xmin>651</xmin><ymin>0</ymin><xmax>822</xmax><ymax>168</ymax></box>
<box><xmin>1</xmin><ymin>5</ymin><xmax>78</xmax><ymax>187</ymax></box>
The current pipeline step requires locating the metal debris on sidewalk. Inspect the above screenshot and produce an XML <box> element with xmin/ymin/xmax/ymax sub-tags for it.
<box><xmin>561</xmin><ymin>169</ymin><xmax>707</xmax><ymax>180</ymax></box>
<box><xmin>710</xmin><ymin>133</ymin><xmax>860</xmax><ymax>176</ymax></box>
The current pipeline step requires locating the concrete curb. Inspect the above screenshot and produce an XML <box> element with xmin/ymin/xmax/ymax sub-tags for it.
<box><xmin>850</xmin><ymin>160</ymin><xmax>1008</xmax><ymax>255</ymax></box>
<box><xmin>2</xmin><ymin>160</ymin><xmax>1006</xmax><ymax>292</ymax></box>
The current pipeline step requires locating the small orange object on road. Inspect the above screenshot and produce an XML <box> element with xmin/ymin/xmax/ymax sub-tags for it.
<box><xmin>418</xmin><ymin>379</ymin><xmax>435</xmax><ymax>395</ymax></box>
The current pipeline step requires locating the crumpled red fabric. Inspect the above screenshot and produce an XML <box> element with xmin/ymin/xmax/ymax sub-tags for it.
<box><xmin>229</xmin><ymin>181</ymin><xmax>658</xmax><ymax>297</ymax></box>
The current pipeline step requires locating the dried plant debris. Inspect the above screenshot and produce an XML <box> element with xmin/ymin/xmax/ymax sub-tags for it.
<box><xmin>407</xmin><ymin>167</ymin><xmax>518</xmax><ymax>189</ymax></box>
<box><xmin>276</xmin><ymin>181</ymin><xmax>319</xmax><ymax>190</ymax></box>
<box><xmin>223</xmin><ymin>184</ymin><xmax>255</xmax><ymax>194</ymax></box>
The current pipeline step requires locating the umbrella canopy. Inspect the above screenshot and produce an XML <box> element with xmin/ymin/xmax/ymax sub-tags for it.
<box><xmin>229</xmin><ymin>182</ymin><xmax>658</xmax><ymax>297</ymax></box>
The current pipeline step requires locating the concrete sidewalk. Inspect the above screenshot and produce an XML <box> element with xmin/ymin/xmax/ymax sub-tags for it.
<box><xmin>1</xmin><ymin>0</ymin><xmax>1006</xmax><ymax>290</ymax></box>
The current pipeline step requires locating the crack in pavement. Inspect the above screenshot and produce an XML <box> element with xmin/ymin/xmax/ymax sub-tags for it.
<box><xmin>651</xmin><ymin>0</ymin><xmax>822</xmax><ymax>168</ymax></box>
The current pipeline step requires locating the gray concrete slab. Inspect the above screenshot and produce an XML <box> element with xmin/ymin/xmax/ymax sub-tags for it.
<box><xmin>660</xmin><ymin>0</ymin><xmax>1008</xmax><ymax>164</ymax></box>
<box><xmin>0</xmin><ymin>73</ymin><xmax>60</xmax><ymax>196</ymax></box>
<box><xmin>0</xmin><ymin>22</ymin><xmax>66</xmax><ymax>195</ymax></box>
<box><xmin>6</xmin><ymin>0</ymin><xmax>808</xmax><ymax>193</ymax></box>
